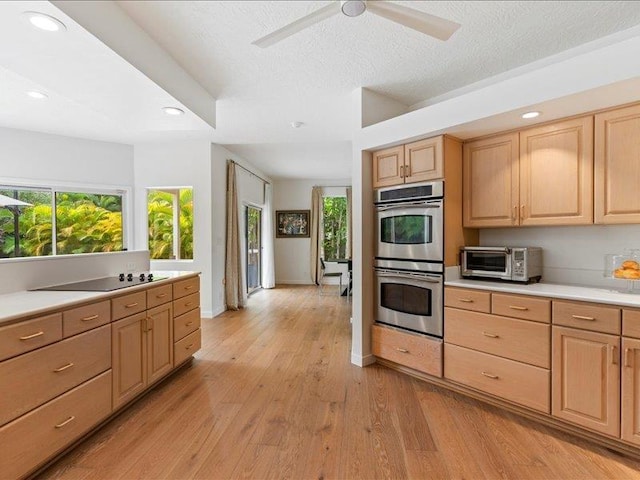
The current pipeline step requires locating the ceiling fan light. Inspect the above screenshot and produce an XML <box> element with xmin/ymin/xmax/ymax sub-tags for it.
<box><xmin>341</xmin><ymin>0</ymin><xmax>366</xmax><ymax>17</ymax></box>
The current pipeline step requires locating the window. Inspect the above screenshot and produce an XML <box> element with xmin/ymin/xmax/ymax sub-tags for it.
<box><xmin>147</xmin><ymin>188</ymin><xmax>193</xmax><ymax>260</ymax></box>
<box><xmin>0</xmin><ymin>186</ymin><xmax>125</xmax><ymax>259</ymax></box>
<box><xmin>322</xmin><ymin>196</ymin><xmax>347</xmax><ymax>259</ymax></box>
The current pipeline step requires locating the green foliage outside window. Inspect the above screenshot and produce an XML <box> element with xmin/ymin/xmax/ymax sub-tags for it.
<box><xmin>0</xmin><ymin>189</ymin><xmax>123</xmax><ymax>258</ymax></box>
<box><xmin>322</xmin><ymin>196</ymin><xmax>347</xmax><ymax>259</ymax></box>
<box><xmin>147</xmin><ymin>189</ymin><xmax>193</xmax><ymax>260</ymax></box>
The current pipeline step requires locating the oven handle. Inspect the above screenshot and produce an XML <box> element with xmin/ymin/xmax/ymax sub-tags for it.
<box><xmin>376</xmin><ymin>200</ymin><xmax>442</xmax><ymax>212</ymax></box>
<box><xmin>375</xmin><ymin>271</ymin><xmax>442</xmax><ymax>283</ymax></box>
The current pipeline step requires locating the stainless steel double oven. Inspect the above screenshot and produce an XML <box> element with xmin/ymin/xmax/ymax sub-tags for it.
<box><xmin>374</xmin><ymin>181</ymin><xmax>444</xmax><ymax>337</ymax></box>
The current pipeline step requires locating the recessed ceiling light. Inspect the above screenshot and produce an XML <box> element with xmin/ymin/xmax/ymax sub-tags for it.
<box><xmin>522</xmin><ymin>111</ymin><xmax>541</xmax><ymax>119</ymax></box>
<box><xmin>290</xmin><ymin>121</ymin><xmax>304</xmax><ymax>128</ymax></box>
<box><xmin>26</xmin><ymin>90</ymin><xmax>48</xmax><ymax>99</ymax></box>
<box><xmin>163</xmin><ymin>107</ymin><xmax>184</xmax><ymax>116</ymax></box>
<box><xmin>23</xmin><ymin>12</ymin><xmax>67</xmax><ymax>32</ymax></box>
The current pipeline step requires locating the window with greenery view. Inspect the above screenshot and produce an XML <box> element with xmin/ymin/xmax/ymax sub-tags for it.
<box><xmin>0</xmin><ymin>187</ymin><xmax>125</xmax><ymax>258</ymax></box>
<box><xmin>322</xmin><ymin>196</ymin><xmax>347</xmax><ymax>259</ymax></box>
<box><xmin>147</xmin><ymin>188</ymin><xmax>193</xmax><ymax>260</ymax></box>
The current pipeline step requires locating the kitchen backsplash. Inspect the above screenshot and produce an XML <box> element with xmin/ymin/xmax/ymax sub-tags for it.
<box><xmin>480</xmin><ymin>225</ymin><xmax>640</xmax><ymax>290</ymax></box>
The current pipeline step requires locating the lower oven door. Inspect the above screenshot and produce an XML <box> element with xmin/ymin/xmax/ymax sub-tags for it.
<box><xmin>375</xmin><ymin>269</ymin><xmax>443</xmax><ymax>337</ymax></box>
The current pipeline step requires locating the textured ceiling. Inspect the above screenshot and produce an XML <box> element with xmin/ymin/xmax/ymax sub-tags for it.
<box><xmin>2</xmin><ymin>1</ymin><xmax>640</xmax><ymax>180</ymax></box>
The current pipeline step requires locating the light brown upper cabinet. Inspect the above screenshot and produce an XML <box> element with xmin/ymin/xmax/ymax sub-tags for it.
<box><xmin>595</xmin><ymin>103</ymin><xmax>640</xmax><ymax>224</ymax></box>
<box><xmin>373</xmin><ymin>137</ymin><xmax>443</xmax><ymax>188</ymax></box>
<box><xmin>463</xmin><ymin>133</ymin><xmax>519</xmax><ymax>227</ymax></box>
<box><xmin>463</xmin><ymin>116</ymin><xmax>594</xmax><ymax>227</ymax></box>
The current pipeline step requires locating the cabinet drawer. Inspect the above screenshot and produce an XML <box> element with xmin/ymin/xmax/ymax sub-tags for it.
<box><xmin>0</xmin><ymin>313</ymin><xmax>62</xmax><ymax>362</ymax></box>
<box><xmin>372</xmin><ymin>325</ymin><xmax>442</xmax><ymax>378</ymax></box>
<box><xmin>444</xmin><ymin>288</ymin><xmax>491</xmax><ymax>313</ymax></box>
<box><xmin>173</xmin><ymin>276</ymin><xmax>200</xmax><ymax>299</ymax></box>
<box><xmin>147</xmin><ymin>283</ymin><xmax>173</xmax><ymax>309</ymax></box>
<box><xmin>0</xmin><ymin>324</ymin><xmax>111</xmax><ymax>427</ymax></box>
<box><xmin>492</xmin><ymin>293</ymin><xmax>550</xmax><ymax>323</ymax></box>
<box><xmin>174</xmin><ymin>328</ymin><xmax>201</xmax><ymax>366</ymax></box>
<box><xmin>623</xmin><ymin>309</ymin><xmax>640</xmax><ymax>339</ymax></box>
<box><xmin>445</xmin><ymin>308</ymin><xmax>550</xmax><ymax>368</ymax></box>
<box><xmin>0</xmin><ymin>370</ymin><xmax>112</xmax><ymax>480</ymax></box>
<box><xmin>444</xmin><ymin>343</ymin><xmax>550</xmax><ymax>413</ymax></box>
<box><xmin>553</xmin><ymin>300</ymin><xmax>620</xmax><ymax>334</ymax></box>
<box><xmin>63</xmin><ymin>301</ymin><xmax>111</xmax><ymax>338</ymax></box>
<box><xmin>173</xmin><ymin>292</ymin><xmax>200</xmax><ymax>318</ymax></box>
<box><xmin>112</xmin><ymin>291</ymin><xmax>147</xmax><ymax>321</ymax></box>
<box><xmin>174</xmin><ymin>308</ymin><xmax>201</xmax><ymax>342</ymax></box>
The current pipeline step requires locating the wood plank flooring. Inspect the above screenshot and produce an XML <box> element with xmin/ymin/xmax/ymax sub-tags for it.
<box><xmin>38</xmin><ymin>285</ymin><xmax>640</xmax><ymax>480</ymax></box>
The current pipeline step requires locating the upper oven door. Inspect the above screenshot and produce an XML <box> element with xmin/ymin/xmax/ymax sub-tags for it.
<box><xmin>462</xmin><ymin>248</ymin><xmax>511</xmax><ymax>278</ymax></box>
<box><xmin>376</xmin><ymin>199</ymin><xmax>443</xmax><ymax>262</ymax></box>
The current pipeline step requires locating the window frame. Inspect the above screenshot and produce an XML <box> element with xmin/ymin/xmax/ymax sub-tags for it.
<box><xmin>321</xmin><ymin>193</ymin><xmax>348</xmax><ymax>261</ymax></box>
<box><xmin>0</xmin><ymin>177</ymin><xmax>131</xmax><ymax>258</ymax></box>
<box><xmin>146</xmin><ymin>186</ymin><xmax>194</xmax><ymax>261</ymax></box>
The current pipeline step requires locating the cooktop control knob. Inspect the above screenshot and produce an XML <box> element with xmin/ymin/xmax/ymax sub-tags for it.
<box><xmin>147</xmin><ymin>273</ymin><xmax>154</xmax><ymax>281</ymax></box>
<box><xmin>127</xmin><ymin>273</ymin><xmax>133</xmax><ymax>281</ymax></box>
<box><xmin>139</xmin><ymin>273</ymin><xmax>145</xmax><ymax>281</ymax></box>
<box><xmin>119</xmin><ymin>273</ymin><xmax>125</xmax><ymax>281</ymax></box>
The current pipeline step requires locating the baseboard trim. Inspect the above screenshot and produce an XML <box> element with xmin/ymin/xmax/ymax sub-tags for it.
<box><xmin>351</xmin><ymin>353</ymin><xmax>376</xmax><ymax>367</ymax></box>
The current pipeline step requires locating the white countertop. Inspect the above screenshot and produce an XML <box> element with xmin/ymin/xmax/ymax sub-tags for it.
<box><xmin>445</xmin><ymin>278</ymin><xmax>640</xmax><ymax>308</ymax></box>
<box><xmin>0</xmin><ymin>271</ymin><xmax>199</xmax><ymax>325</ymax></box>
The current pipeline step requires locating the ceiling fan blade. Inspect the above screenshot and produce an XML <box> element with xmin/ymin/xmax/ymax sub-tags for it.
<box><xmin>252</xmin><ymin>2</ymin><xmax>342</xmax><ymax>48</ymax></box>
<box><xmin>366</xmin><ymin>1</ymin><xmax>460</xmax><ymax>41</ymax></box>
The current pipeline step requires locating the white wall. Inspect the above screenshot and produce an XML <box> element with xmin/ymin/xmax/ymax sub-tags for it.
<box><xmin>273</xmin><ymin>179</ymin><xmax>351</xmax><ymax>285</ymax></box>
<box><xmin>480</xmin><ymin>225</ymin><xmax>640</xmax><ymax>289</ymax></box>
<box><xmin>0</xmin><ymin>126</ymin><xmax>134</xmax><ymax>186</ymax></box>
<box><xmin>133</xmin><ymin>140</ymin><xmax>214</xmax><ymax>315</ymax></box>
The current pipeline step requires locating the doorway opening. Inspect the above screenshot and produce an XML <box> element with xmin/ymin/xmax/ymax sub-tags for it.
<box><xmin>246</xmin><ymin>205</ymin><xmax>262</xmax><ymax>295</ymax></box>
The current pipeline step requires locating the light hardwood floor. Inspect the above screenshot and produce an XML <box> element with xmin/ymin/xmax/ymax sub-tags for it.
<box><xmin>39</xmin><ymin>286</ymin><xmax>640</xmax><ymax>480</ymax></box>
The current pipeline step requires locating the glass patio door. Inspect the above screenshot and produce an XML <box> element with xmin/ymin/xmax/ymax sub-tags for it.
<box><xmin>246</xmin><ymin>206</ymin><xmax>262</xmax><ymax>294</ymax></box>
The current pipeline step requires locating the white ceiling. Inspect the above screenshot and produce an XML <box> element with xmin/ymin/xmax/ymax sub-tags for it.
<box><xmin>2</xmin><ymin>1</ymin><xmax>640</xmax><ymax>179</ymax></box>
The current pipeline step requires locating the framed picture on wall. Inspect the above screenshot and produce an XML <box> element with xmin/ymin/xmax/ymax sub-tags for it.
<box><xmin>276</xmin><ymin>210</ymin><xmax>310</xmax><ymax>238</ymax></box>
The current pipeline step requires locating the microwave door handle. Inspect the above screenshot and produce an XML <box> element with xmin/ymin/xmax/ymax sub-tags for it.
<box><xmin>376</xmin><ymin>272</ymin><xmax>441</xmax><ymax>283</ymax></box>
<box><xmin>376</xmin><ymin>201</ymin><xmax>442</xmax><ymax>212</ymax></box>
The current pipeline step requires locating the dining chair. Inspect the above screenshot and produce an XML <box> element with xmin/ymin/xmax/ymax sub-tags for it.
<box><xmin>319</xmin><ymin>258</ymin><xmax>342</xmax><ymax>296</ymax></box>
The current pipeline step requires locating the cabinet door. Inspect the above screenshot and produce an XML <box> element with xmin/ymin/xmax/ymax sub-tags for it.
<box><xmin>404</xmin><ymin>137</ymin><xmax>443</xmax><ymax>183</ymax></box>
<box><xmin>463</xmin><ymin>133</ymin><xmax>519</xmax><ymax>227</ymax></box>
<box><xmin>552</xmin><ymin>326</ymin><xmax>620</xmax><ymax>436</ymax></box>
<box><xmin>112</xmin><ymin>312</ymin><xmax>147</xmax><ymax>409</ymax></box>
<box><xmin>520</xmin><ymin>116</ymin><xmax>593</xmax><ymax>226</ymax></box>
<box><xmin>595</xmin><ymin>104</ymin><xmax>640</xmax><ymax>224</ymax></box>
<box><xmin>622</xmin><ymin>337</ymin><xmax>640</xmax><ymax>445</ymax></box>
<box><xmin>146</xmin><ymin>303</ymin><xmax>174</xmax><ymax>385</ymax></box>
<box><xmin>372</xmin><ymin>145</ymin><xmax>404</xmax><ymax>188</ymax></box>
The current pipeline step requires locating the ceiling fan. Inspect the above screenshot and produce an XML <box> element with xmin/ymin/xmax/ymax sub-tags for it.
<box><xmin>252</xmin><ymin>0</ymin><xmax>461</xmax><ymax>48</ymax></box>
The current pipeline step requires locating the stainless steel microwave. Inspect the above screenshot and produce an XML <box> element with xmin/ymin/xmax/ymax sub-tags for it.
<box><xmin>460</xmin><ymin>246</ymin><xmax>542</xmax><ymax>283</ymax></box>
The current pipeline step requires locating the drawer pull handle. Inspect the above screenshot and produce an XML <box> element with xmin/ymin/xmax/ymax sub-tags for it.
<box><xmin>185</xmin><ymin>285</ymin><xmax>194</xmax><ymax>290</ymax></box>
<box><xmin>54</xmin><ymin>362</ymin><xmax>74</xmax><ymax>373</ymax></box>
<box><xmin>81</xmin><ymin>314</ymin><xmax>99</xmax><ymax>322</ymax></box>
<box><xmin>395</xmin><ymin>347</ymin><xmax>409</xmax><ymax>354</ymax></box>
<box><xmin>19</xmin><ymin>331</ymin><xmax>44</xmax><ymax>340</ymax></box>
<box><xmin>482</xmin><ymin>331</ymin><xmax>499</xmax><ymax>338</ymax></box>
<box><xmin>458</xmin><ymin>298</ymin><xmax>474</xmax><ymax>303</ymax></box>
<box><xmin>625</xmin><ymin>348</ymin><xmax>635</xmax><ymax>368</ymax></box>
<box><xmin>481</xmin><ymin>372</ymin><xmax>499</xmax><ymax>379</ymax></box>
<box><xmin>571</xmin><ymin>314</ymin><xmax>595</xmax><ymax>321</ymax></box>
<box><xmin>186</xmin><ymin>343</ymin><xmax>194</xmax><ymax>349</ymax></box>
<box><xmin>185</xmin><ymin>302</ymin><xmax>194</xmax><ymax>307</ymax></box>
<box><xmin>509</xmin><ymin>305</ymin><xmax>528</xmax><ymax>311</ymax></box>
<box><xmin>55</xmin><ymin>416</ymin><xmax>76</xmax><ymax>429</ymax></box>
<box><xmin>186</xmin><ymin>321</ymin><xmax>194</xmax><ymax>326</ymax></box>
<box><xmin>156</xmin><ymin>293</ymin><xmax>168</xmax><ymax>298</ymax></box>
<box><xmin>125</xmin><ymin>302</ymin><xmax>139</xmax><ymax>308</ymax></box>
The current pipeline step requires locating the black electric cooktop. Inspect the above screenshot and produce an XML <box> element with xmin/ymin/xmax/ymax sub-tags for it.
<box><xmin>34</xmin><ymin>274</ymin><xmax>168</xmax><ymax>292</ymax></box>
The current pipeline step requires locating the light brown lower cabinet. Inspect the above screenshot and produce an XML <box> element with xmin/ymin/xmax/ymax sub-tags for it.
<box><xmin>0</xmin><ymin>370</ymin><xmax>112</xmax><ymax>480</ymax></box>
<box><xmin>623</xmin><ymin>337</ymin><xmax>640</xmax><ymax>445</ymax></box>
<box><xmin>552</xmin><ymin>326</ymin><xmax>620</xmax><ymax>437</ymax></box>
<box><xmin>371</xmin><ymin>325</ymin><xmax>442</xmax><ymax>378</ymax></box>
<box><xmin>112</xmin><ymin>303</ymin><xmax>174</xmax><ymax>409</ymax></box>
